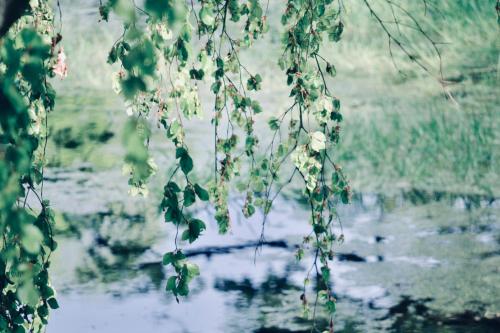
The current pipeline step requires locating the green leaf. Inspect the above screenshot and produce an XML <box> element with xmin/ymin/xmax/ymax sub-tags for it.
<box><xmin>200</xmin><ymin>5</ymin><xmax>215</xmax><ymax>26</ymax></box>
<box><xmin>194</xmin><ymin>184</ymin><xmax>209</xmax><ymax>201</ymax></box>
<box><xmin>176</xmin><ymin>147</ymin><xmax>193</xmax><ymax>174</ymax></box>
<box><xmin>166</xmin><ymin>181</ymin><xmax>181</xmax><ymax>193</ymax></box>
<box><xmin>332</xmin><ymin>98</ymin><xmax>341</xmax><ymax>112</ymax></box>
<box><xmin>99</xmin><ymin>4</ymin><xmax>110</xmax><ymax>21</ymax></box>
<box><xmin>245</xmin><ymin>204</ymin><xmax>255</xmax><ymax>217</ymax></box>
<box><xmin>329</xmin><ymin>21</ymin><xmax>344</xmax><ymax>42</ymax></box>
<box><xmin>47</xmin><ymin>297</ymin><xmax>59</xmax><ymax>309</ymax></box>
<box><xmin>181</xmin><ymin>219</ymin><xmax>206</xmax><ymax>243</ymax></box>
<box><xmin>164</xmin><ymin>206</ymin><xmax>180</xmax><ymax>223</ymax></box>
<box><xmin>17</xmin><ymin>282</ymin><xmax>40</xmax><ymax>307</ymax></box>
<box><xmin>168</xmin><ymin>119</ymin><xmax>182</xmax><ymax>139</ymax></box>
<box><xmin>13</xmin><ymin>314</ymin><xmax>25</xmax><ymax>325</ymax></box>
<box><xmin>175</xmin><ymin>147</ymin><xmax>187</xmax><ymax>158</ymax></box>
<box><xmin>121</xmin><ymin>76</ymin><xmax>147</xmax><ymax>99</ymax></box>
<box><xmin>247</xmin><ymin>74</ymin><xmax>262</xmax><ymax>91</ymax></box>
<box><xmin>37</xmin><ymin>304</ymin><xmax>48</xmax><ymax>319</ymax></box>
<box><xmin>211</xmin><ymin>80</ymin><xmax>221</xmax><ymax>94</ymax></box>
<box><xmin>180</xmin><ymin>154</ymin><xmax>193</xmax><ymax>174</ymax></box>
<box><xmin>268</xmin><ymin>117</ymin><xmax>279</xmax><ymax>130</ymax></box>
<box><xmin>166</xmin><ymin>276</ymin><xmax>177</xmax><ymax>291</ymax></box>
<box><xmin>185</xmin><ymin>262</ymin><xmax>200</xmax><ymax>278</ymax></box>
<box><xmin>162</xmin><ymin>251</ymin><xmax>186</xmax><ymax>266</ymax></box>
<box><xmin>341</xmin><ymin>187</ymin><xmax>350</xmax><ymax>204</ymax></box>
<box><xmin>145</xmin><ymin>0</ymin><xmax>187</xmax><ymax>22</ymax></box>
<box><xmin>326</xmin><ymin>299</ymin><xmax>336</xmax><ymax>314</ymax></box>
<box><xmin>183</xmin><ymin>186</ymin><xmax>196</xmax><ymax>207</ymax></box>
<box><xmin>228</xmin><ymin>0</ymin><xmax>241</xmax><ymax>21</ymax></box>
<box><xmin>189</xmin><ymin>68</ymin><xmax>204</xmax><ymax>80</ymax></box>
<box><xmin>331</xmin><ymin>111</ymin><xmax>343</xmax><ymax>122</ymax></box>
<box><xmin>21</xmin><ymin>225</ymin><xmax>43</xmax><ymax>254</ymax></box>
<box><xmin>14</xmin><ymin>325</ymin><xmax>26</xmax><ymax>333</ymax></box>
<box><xmin>296</xmin><ymin>248</ymin><xmax>304</xmax><ymax>261</ymax></box>
<box><xmin>326</xmin><ymin>62</ymin><xmax>336</xmax><ymax>77</ymax></box>
<box><xmin>162</xmin><ymin>252</ymin><xmax>175</xmax><ymax>265</ymax></box>
<box><xmin>321</xmin><ymin>266</ymin><xmax>330</xmax><ymax>281</ymax></box>
<box><xmin>176</xmin><ymin>279</ymin><xmax>190</xmax><ymax>296</ymax></box>
<box><xmin>313</xmin><ymin>223</ymin><xmax>326</xmax><ymax>234</ymax></box>
<box><xmin>109</xmin><ymin>0</ymin><xmax>135</xmax><ymax>22</ymax></box>
<box><xmin>251</xmin><ymin>100</ymin><xmax>262</xmax><ymax>114</ymax></box>
<box><xmin>107</xmin><ymin>46</ymin><xmax>118</xmax><ymax>64</ymax></box>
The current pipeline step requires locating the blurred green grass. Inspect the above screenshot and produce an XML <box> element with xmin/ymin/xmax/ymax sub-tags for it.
<box><xmin>50</xmin><ymin>0</ymin><xmax>499</xmax><ymax>197</ymax></box>
<box><xmin>336</xmin><ymin>91</ymin><xmax>499</xmax><ymax>197</ymax></box>
<box><xmin>328</xmin><ymin>0</ymin><xmax>500</xmax><ymax>196</ymax></box>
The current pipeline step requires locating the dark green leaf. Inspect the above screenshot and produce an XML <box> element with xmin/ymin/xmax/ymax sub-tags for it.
<box><xmin>326</xmin><ymin>299</ymin><xmax>336</xmax><ymax>314</ymax></box>
<box><xmin>268</xmin><ymin>117</ymin><xmax>279</xmax><ymax>130</ymax></box>
<box><xmin>162</xmin><ymin>251</ymin><xmax>186</xmax><ymax>266</ymax></box>
<box><xmin>181</xmin><ymin>219</ymin><xmax>206</xmax><ymax>243</ymax></box>
<box><xmin>183</xmin><ymin>186</ymin><xmax>196</xmax><ymax>207</ymax></box>
<box><xmin>329</xmin><ymin>21</ymin><xmax>344</xmax><ymax>42</ymax></box>
<box><xmin>166</xmin><ymin>181</ymin><xmax>181</xmax><ymax>193</ymax></box>
<box><xmin>180</xmin><ymin>155</ymin><xmax>193</xmax><ymax>174</ymax></box>
<box><xmin>341</xmin><ymin>188</ymin><xmax>350</xmax><ymax>204</ymax></box>
<box><xmin>166</xmin><ymin>276</ymin><xmax>177</xmax><ymax>291</ymax></box>
<box><xmin>194</xmin><ymin>184</ymin><xmax>209</xmax><ymax>201</ymax></box>
<box><xmin>47</xmin><ymin>297</ymin><xmax>59</xmax><ymax>309</ymax></box>
<box><xmin>326</xmin><ymin>62</ymin><xmax>336</xmax><ymax>77</ymax></box>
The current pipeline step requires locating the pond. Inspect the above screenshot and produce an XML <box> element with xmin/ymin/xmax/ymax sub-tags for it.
<box><xmin>41</xmin><ymin>167</ymin><xmax>500</xmax><ymax>333</ymax></box>
<box><xmin>35</xmin><ymin>2</ymin><xmax>499</xmax><ymax>332</ymax></box>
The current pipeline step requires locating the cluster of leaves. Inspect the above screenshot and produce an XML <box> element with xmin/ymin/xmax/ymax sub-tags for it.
<box><xmin>0</xmin><ymin>1</ymin><xmax>61</xmax><ymax>332</ymax></box>
<box><xmin>0</xmin><ymin>0</ymin><xmax>447</xmax><ymax>332</ymax></box>
<box><xmin>102</xmin><ymin>0</ymin><xmax>270</xmax><ymax>303</ymax></box>
<box><xmin>101</xmin><ymin>0</ymin><xmax>351</xmax><ymax>331</ymax></box>
<box><xmin>270</xmin><ymin>1</ymin><xmax>351</xmax><ymax>330</ymax></box>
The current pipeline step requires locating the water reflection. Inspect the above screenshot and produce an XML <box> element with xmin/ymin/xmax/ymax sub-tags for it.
<box><xmin>44</xmin><ymin>167</ymin><xmax>500</xmax><ymax>333</ymax></box>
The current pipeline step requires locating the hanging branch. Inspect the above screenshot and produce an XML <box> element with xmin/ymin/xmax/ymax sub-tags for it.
<box><xmin>0</xmin><ymin>1</ymin><xmax>62</xmax><ymax>332</ymax></box>
<box><xmin>0</xmin><ymin>1</ymin><xmax>451</xmax><ymax>332</ymax></box>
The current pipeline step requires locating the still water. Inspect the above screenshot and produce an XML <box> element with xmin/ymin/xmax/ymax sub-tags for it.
<box><xmin>41</xmin><ymin>167</ymin><xmax>500</xmax><ymax>333</ymax></box>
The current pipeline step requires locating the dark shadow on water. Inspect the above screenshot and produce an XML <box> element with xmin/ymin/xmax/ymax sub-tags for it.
<box><xmin>46</xmin><ymin>177</ymin><xmax>500</xmax><ymax>333</ymax></box>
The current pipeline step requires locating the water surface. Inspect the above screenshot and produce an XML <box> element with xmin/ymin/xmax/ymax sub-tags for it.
<box><xmin>43</xmin><ymin>167</ymin><xmax>500</xmax><ymax>333</ymax></box>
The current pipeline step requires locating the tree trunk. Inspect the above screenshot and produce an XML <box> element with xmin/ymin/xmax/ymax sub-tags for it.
<box><xmin>0</xmin><ymin>0</ymin><xmax>29</xmax><ymax>37</ymax></box>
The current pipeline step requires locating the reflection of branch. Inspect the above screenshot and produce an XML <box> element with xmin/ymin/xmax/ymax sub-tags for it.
<box><xmin>142</xmin><ymin>241</ymin><xmax>367</xmax><ymax>268</ymax></box>
<box><xmin>140</xmin><ymin>240</ymin><xmax>289</xmax><ymax>269</ymax></box>
<box><xmin>184</xmin><ymin>240</ymin><xmax>288</xmax><ymax>257</ymax></box>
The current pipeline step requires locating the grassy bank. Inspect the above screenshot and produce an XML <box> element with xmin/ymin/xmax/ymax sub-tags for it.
<box><xmin>336</xmin><ymin>86</ymin><xmax>499</xmax><ymax>197</ymax></box>
<box><xmin>49</xmin><ymin>0</ymin><xmax>499</xmax><ymax>197</ymax></box>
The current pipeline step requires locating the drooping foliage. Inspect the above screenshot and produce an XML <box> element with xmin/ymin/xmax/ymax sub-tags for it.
<box><xmin>0</xmin><ymin>0</ymin><xmax>450</xmax><ymax>332</ymax></box>
<box><xmin>100</xmin><ymin>1</ymin><xmax>348</xmax><ymax>329</ymax></box>
<box><xmin>0</xmin><ymin>1</ymin><xmax>61</xmax><ymax>332</ymax></box>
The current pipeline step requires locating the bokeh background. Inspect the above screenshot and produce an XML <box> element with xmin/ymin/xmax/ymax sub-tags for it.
<box><xmin>42</xmin><ymin>1</ymin><xmax>499</xmax><ymax>332</ymax></box>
